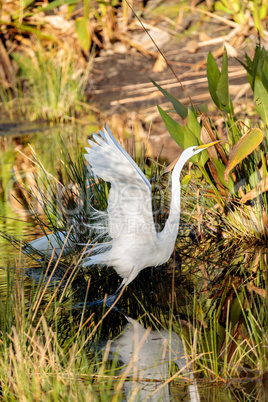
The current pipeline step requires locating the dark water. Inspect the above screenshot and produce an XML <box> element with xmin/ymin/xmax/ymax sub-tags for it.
<box><xmin>0</xmin><ymin>123</ymin><xmax>267</xmax><ymax>401</ymax></box>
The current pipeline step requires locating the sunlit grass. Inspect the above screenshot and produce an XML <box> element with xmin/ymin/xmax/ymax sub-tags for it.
<box><xmin>0</xmin><ymin>259</ymin><xmax>200</xmax><ymax>401</ymax></box>
<box><xmin>0</xmin><ymin>44</ymin><xmax>92</xmax><ymax>122</ymax></box>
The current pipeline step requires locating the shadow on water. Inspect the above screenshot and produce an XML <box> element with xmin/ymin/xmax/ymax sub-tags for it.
<box><xmin>1</xmin><ymin>124</ymin><xmax>268</xmax><ymax>400</ymax></box>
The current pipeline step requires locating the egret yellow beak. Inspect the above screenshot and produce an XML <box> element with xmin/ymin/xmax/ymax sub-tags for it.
<box><xmin>195</xmin><ymin>140</ymin><xmax>221</xmax><ymax>150</ymax></box>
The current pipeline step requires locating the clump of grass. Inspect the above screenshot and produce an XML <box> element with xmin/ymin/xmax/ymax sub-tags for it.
<box><xmin>0</xmin><ymin>259</ymin><xmax>118</xmax><ymax>401</ymax></box>
<box><xmin>175</xmin><ymin>243</ymin><xmax>268</xmax><ymax>382</ymax></box>
<box><xmin>0</xmin><ymin>45</ymin><xmax>92</xmax><ymax>122</ymax></box>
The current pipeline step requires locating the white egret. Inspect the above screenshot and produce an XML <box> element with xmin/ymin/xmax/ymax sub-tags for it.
<box><xmin>83</xmin><ymin>126</ymin><xmax>219</xmax><ymax>289</ymax></box>
<box><xmin>26</xmin><ymin>126</ymin><xmax>219</xmax><ymax>290</ymax></box>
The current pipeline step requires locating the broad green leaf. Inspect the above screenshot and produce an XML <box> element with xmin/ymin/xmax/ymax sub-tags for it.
<box><xmin>224</xmin><ymin>128</ymin><xmax>264</xmax><ymax>181</ymax></box>
<box><xmin>152</xmin><ymin>80</ymin><xmax>188</xmax><ymax>119</ymax></box>
<box><xmin>207</xmin><ymin>52</ymin><xmax>221</xmax><ymax>108</ymax></box>
<box><xmin>197</xmin><ymin>103</ymin><xmax>208</xmax><ymax>113</ymax></box>
<box><xmin>198</xmin><ymin>148</ymin><xmax>209</xmax><ymax>167</ymax></box>
<box><xmin>84</xmin><ymin>0</ymin><xmax>91</xmax><ymax>17</ymax></box>
<box><xmin>183</xmin><ymin>126</ymin><xmax>199</xmax><ymax>148</ymax></box>
<box><xmin>187</xmin><ymin>109</ymin><xmax>201</xmax><ymax>140</ymax></box>
<box><xmin>75</xmin><ymin>17</ymin><xmax>91</xmax><ymax>51</ymax></box>
<box><xmin>252</xmin><ymin>46</ymin><xmax>261</xmax><ymax>90</ymax></box>
<box><xmin>254</xmin><ymin>78</ymin><xmax>268</xmax><ymax>124</ymax></box>
<box><xmin>262</xmin><ymin>59</ymin><xmax>268</xmax><ymax>91</ymax></box>
<box><xmin>245</xmin><ymin>53</ymin><xmax>253</xmax><ymax>69</ymax></box>
<box><xmin>213</xmin><ymin>158</ymin><xmax>235</xmax><ymax>193</ymax></box>
<box><xmin>183</xmin><ymin>126</ymin><xmax>200</xmax><ymax>163</ymax></box>
<box><xmin>246</xmin><ymin>72</ymin><xmax>253</xmax><ymax>89</ymax></box>
<box><xmin>157</xmin><ymin>106</ymin><xmax>185</xmax><ymax>148</ymax></box>
<box><xmin>216</xmin><ymin>51</ymin><xmax>230</xmax><ymax>109</ymax></box>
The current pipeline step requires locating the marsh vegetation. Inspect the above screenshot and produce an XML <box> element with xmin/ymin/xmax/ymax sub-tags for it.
<box><xmin>0</xmin><ymin>0</ymin><xmax>268</xmax><ymax>400</ymax></box>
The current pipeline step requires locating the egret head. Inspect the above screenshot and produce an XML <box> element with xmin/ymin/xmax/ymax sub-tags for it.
<box><xmin>186</xmin><ymin>140</ymin><xmax>221</xmax><ymax>158</ymax></box>
<box><xmin>172</xmin><ymin>140</ymin><xmax>221</xmax><ymax>180</ymax></box>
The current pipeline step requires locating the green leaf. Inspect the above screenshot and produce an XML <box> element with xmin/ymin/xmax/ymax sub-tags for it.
<box><xmin>157</xmin><ymin>106</ymin><xmax>185</xmax><ymax>148</ymax></box>
<box><xmin>22</xmin><ymin>0</ymin><xmax>35</xmax><ymax>7</ymax></box>
<box><xmin>186</xmin><ymin>109</ymin><xmax>208</xmax><ymax>164</ymax></box>
<box><xmin>216</xmin><ymin>51</ymin><xmax>230</xmax><ymax>110</ymax></box>
<box><xmin>198</xmin><ymin>148</ymin><xmax>209</xmax><ymax>167</ymax></box>
<box><xmin>197</xmin><ymin>103</ymin><xmax>208</xmax><ymax>113</ymax></box>
<box><xmin>213</xmin><ymin>158</ymin><xmax>235</xmax><ymax>193</ymax></box>
<box><xmin>207</xmin><ymin>52</ymin><xmax>221</xmax><ymax>108</ymax></box>
<box><xmin>183</xmin><ymin>126</ymin><xmax>199</xmax><ymax>148</ymax></box>
<box><xmin>245</xmin><ymin>53</ymin><xmax>253</xmax><ymax>69</ymax></box>
<box><xmin>184</xmin><ymin>126</ymin><xmax>200</xmax><ymax>163</ymax></box>
<box><xmin>75</xmin><ymin>17</ymin><xmax>91</xmax><ymax>51</ymax></box>
<box><xmin>254</xmin><ymin>79</ymin><xmax>268</xmax><ymax>124</ymax></box>
<box><xmin>224</xmin><ymin>128</ymin><xmax>264</xmax><ymax>180</ymax></box>
<box><xmin>252</xmin><ymin>46</ymin><xmax>261</xmax><ymax>90</ymax></box>
<box><xmin>42</xmin><ymin>0</ymin><xmax>78</xmax><ymax>11</ymax></box>
<box><xmin>260</xmin><ymin>3</ymin><xmax>267</xmax><ymax>19</ymax></box>
<box><xmin>84</xmin><ymin>0</ymin><xmax>91</xmax><ymax>17</ymax></box>
<box><xmin>181</xmin><ymin>174</ymin><xmax>191</xmax><ymax>188</ymax></box>
<box><xmin>187</xmin><ymin>109</ymin><xmax>201</xmax><ymax>140</ymax></box>
<box><xmin>246</xmin><ymin>71</ymin><xmax>253</xmax><ymax>89</ymax></box>
<box><xmin>260</xmin><ymin>59</ymin><xmax>268</xmax><ymax>91</ymax></box>
<box><xmin>152</xmin><ymin>80</ymin><xmax>188</xmax><ymax>119</ymax></box>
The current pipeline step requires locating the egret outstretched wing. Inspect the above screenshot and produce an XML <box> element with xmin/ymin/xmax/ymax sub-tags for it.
<box><xmin>84</xmin><ymin>126</ymin><xmax>157</xmax><ymax>241</ymax></box>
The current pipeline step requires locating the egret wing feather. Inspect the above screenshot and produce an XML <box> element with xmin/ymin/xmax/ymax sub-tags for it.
<box><xmin>85</xmin><ymin>127</ymin><xmax>157</xmax><ymax>241</ymax></box>
<box><xmin>104</xmin><ymin>126</ymin><xmax>151</xmax><ymax>191</ymax></box>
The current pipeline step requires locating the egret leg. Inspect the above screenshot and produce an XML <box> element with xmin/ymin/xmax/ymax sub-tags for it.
<box><xmin>114</xmin><ymin>277</ymin><xmax>128</xmax><ymax>295</ymax></box>
<box><xmin>114</xmin><ymin>265</ymin><xmax>137</xmax><ymax>294</ymax></box>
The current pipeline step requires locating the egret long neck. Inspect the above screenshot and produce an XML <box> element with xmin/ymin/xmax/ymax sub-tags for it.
<box><xmin>159</xmin><ymin>147</ymin><xmax>194</xmax><ymax>244</ymax></box>
<box><xmin>158</xmin><ymin>166</ymin><xmax>184</xmax><ymax>254</ymax></box>
<box><xmin>161</xmin><ymin>170</ymin><xmax>182</xmax><ymax>239</ymax></box>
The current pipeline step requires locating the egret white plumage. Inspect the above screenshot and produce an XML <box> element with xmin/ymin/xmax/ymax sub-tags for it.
<box><xmin>26</xmin><ymin>126</ymin><xmax>219</xmax><ymax>290</ymax></box>
<box><xmin>83</xmin><ymin>126</ymin><xmax>219</xmax><ymax>289</ymax></box>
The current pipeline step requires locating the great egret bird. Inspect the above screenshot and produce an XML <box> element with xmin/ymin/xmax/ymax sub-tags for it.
<box><xmin>83</xmin><ymin>126</ymin><xmax>219</xmax><ymax>289</ymax></box>
<box><xmin>26</xmin><ymin>126</ymin><xmax>219</xmax><ymax>290</ymax></box>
